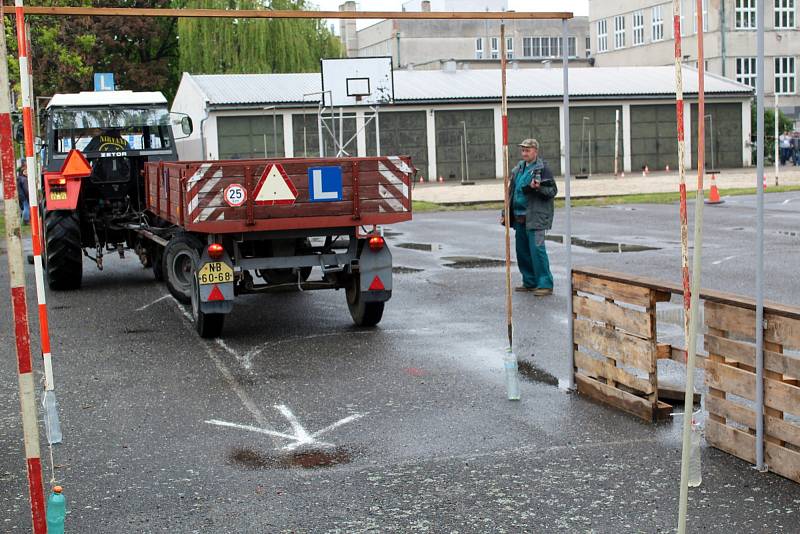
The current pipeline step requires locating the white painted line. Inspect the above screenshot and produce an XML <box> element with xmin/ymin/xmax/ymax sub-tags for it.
<box><xmin>712</xmin><ymin>255</ymin><xmax>737</xmax><ymax>266</ymax></box>
<box><xmin>214</xmin><ymin>338</ymin><xmax>249</xmax><ymax>370</ymax></box>
<box><xmin>310</xmin><ymin>413</ymin><xmax>364</xmax><ymax>439</ymax></box>
<box><xmin>276</xmin><ymin>404</ymin><xmax>313</xmax><ymax>443</ymax></box>
<box><xmin>205</xmin><ymin>419</ymin><xmax>296</xmax><ymax>441</ymax></box>
<box><xmin>135</xmin><ymin>294</ymin><xmax>171</xmax><ymax>312</ymax></box>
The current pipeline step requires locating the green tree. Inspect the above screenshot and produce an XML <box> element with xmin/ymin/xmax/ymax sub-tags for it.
<box><xmin>178</xmin><ymin>0</ymin><xmax>343</xmax><ymax>75</ymax></box>
<box><xmin>751</xmin><ymin>103</ymin><xmax>795</xmax><ymax>161</ymax></box>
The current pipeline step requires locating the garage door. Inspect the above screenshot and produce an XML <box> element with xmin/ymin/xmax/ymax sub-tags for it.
<box><xmin>366</xmin><ymin>111</ymin><xmax>428</xmax><ymax>176</ymax></box>
<box><xmin>435</xmin><ymin>109</ymin><xmax>496</xmax><ymax>181</ymax></box>
<box><xmin>692</xmin><ymin>103</ymin><xmax>743</xmax><ymax>169</ymax></box>
<box><xmin>292</xmin><ymin>114</ymin><xmax>357</xmax><ymax>158</ymax></box>
<box><xmin>507</xmin><ymin>107</ymin><xmax>561</xmax><ymax>175</ymax></box>
<box><xmin>630</xmin><ymin>105</ymin><xmax>678</xmax><ymax>172</ymax></box>
<box><xmin>217</xmin><ymin>115</ymin><xmax>284</xmax><ymax>159</ymax></box>
<box><xmin>569</xmin><ymin>106</ymin><xmax>623</xmax><ymax>174</ymax></box>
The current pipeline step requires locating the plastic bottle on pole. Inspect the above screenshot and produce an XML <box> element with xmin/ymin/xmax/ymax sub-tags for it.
<box><xmin>504</xmin><ymin>348</ymin><xmax>520</xmax><ymax>401</ymax></box>
<box><xmin>688</xmin><ymin>417</ymin><xmax>702</xmax><ymax>488</ymax></box>
<box><xmin>46</xmin><ymin>486</ymin><xmax>66</xmax><ymax>534</ymax></box>
<box><xmin>43</xmin><ymin>390</ymin><xmax>63</xmax><ymax>444</ymax></box>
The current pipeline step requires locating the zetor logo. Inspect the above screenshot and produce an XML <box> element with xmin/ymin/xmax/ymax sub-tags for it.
<box><xmin>99</xmin><ymin>152</ymin><xmax>128</xmax><ymax>158</ymax></box>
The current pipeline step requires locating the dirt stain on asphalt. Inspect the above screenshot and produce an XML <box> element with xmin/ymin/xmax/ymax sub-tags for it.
<box><xmin>545</xmin><ymin>235</ymin><xmax>660</xmax><ymax>253</ymax></box>
<box><xmin>517</xmin><ymin>360</ymin><xmax>560</xmax><ymax>387</ymax></box>
<box><xmin>229</xmin><ymin>447</ymin><xmax>354</xmax><ymax>470</ymax></box>
<box><xmin>442</xmin><ymin>256</ymin><xmax>508</xmax><ymax>269</ymax></box>
<box><xmin>397</xmin><ymin>242</ymin><xmax>440</xmax><ymax>252</ymax></box>
<box><xmin>122</xmin><ymin>327</ymin><xmax>155</xmax><ymax>334</ymax></box>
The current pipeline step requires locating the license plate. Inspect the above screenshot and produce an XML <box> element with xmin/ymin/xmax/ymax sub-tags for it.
<box><xmin>50</xmin><ymin>192</ymin><xmax>68</xmax><ymax>201</ymax></box>
<box><xmin>197</xmin><ymin>262</ymin><xmax>233</xmax><ymax>285</ymax></box>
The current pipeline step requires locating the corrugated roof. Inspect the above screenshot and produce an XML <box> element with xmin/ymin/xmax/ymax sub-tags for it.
<box><xmin>48</xmin><ymin>91</ymin><xmax>167</xmax><ymax>108</ymax></box>
<box><xmin>186</xmin><ymin>66</ymin><xmax>751</xmax><ymax>107</ymax></box>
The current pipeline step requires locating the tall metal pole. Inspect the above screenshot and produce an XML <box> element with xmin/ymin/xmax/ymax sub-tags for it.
<box><xmin>0</xmin><ymin>16</ymin><xmax>47</xmax><ymax>533</ymax></box>
<box><xmin>755</xmin><ymin>0</ymin><xmax>767</xmax><ymax>473</ymax></box>
<box><xmin>562</xmin><ymin>19</ymin><xmax>574</xmax><ymax>390</ymax></box>
<box><xmin>614</xmin><ymin>109</ymin><xmax>620</xmax><ymax>176</ymax></box>
<box><xmin>774</xmin><ymin>93</ymin><xmax>779</xmax><ymax>186</ymax></box>
<box><xmin>501</xmin><ymin>23</ymin><xmax>513</xmax><ymax>349</ymax></box>
<box><xmin>678</xmin><ymin>2</ymin><xmax>706</xmax><ymax>532</ymax></box>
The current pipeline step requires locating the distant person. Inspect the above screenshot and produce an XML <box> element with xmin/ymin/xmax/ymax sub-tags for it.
<box><xmin>16</xmin><ymin>166</ymin><xmax>29</xmax><ymax>225</ymax></box>
<box><xmin>501</xmin><ymin>138</ymin><xmax>557</xmax><ymax>296</ymax></box>
<box><xmin>779</xmin><ymin>131</ymin><xmax>792</xmax><ymax>165</ymax></box>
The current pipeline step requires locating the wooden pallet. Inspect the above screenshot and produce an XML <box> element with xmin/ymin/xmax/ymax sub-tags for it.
<box><xmin>572</xmin><ymin>270</ymin><xmax>673</xmax><ymax>422</ymax></box>
<box><xmin>704</xmin><ymin>301</ymin><xmax>800</xmax><ymax>484</ymax></box>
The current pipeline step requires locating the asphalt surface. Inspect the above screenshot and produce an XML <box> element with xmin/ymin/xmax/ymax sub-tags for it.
<box><xmin>1</xmin><ymin>192</ymin><xmax>799</xmax><ymax>533</ymax></box>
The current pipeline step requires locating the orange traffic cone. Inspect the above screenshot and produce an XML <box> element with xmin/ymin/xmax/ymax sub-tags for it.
<box><xmin>642</xmin><ymin>165</ymin><xmax>649</xmax><ymax>177</ymax></box>
<box><xmin>437</xmin><ymin>175</ymin><xmax>444</xmax><ymax>183</ymax></box>
<box><xmin>763</xmin><ymin>175</ymin><xmax>768</xmax><ymax>191</ymax></box>
<box><xmin>419</xmin><ymin>175</ymin><xmax>425</xmax><ymax>184</ymax></box>
<box><xmin>665</xmin><ymin>164</ymin><xmax>670</xmax><ymax>172</ymax></box>
<box><xmin>705</xmin><ymin>174</ymin><xmax>723</xmax><ymax>205</ymax></box>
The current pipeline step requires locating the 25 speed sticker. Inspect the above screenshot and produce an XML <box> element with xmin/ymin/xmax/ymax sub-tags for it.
<box><xmin>224</xmin><ymin>183</ymin><xmax>247</xmax><ymax>207</ymax></box>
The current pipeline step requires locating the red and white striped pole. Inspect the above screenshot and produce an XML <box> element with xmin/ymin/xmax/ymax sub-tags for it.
<box><xmin>0</xmin><ymin>19</ymin><xmax>47</xmax><ymax>534</ymax></box>
<box><xmin>14</xmin><ymin>0</ymin><xmax>60</xmax><ymax>432</ymax></box>
<box><xmin>673</xmin><ymin>2</ymin><xmax>691</xmax><ymax>356</ymax></box>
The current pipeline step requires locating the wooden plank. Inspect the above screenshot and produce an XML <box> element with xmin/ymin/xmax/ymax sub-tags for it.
<box><xmin>666</xmin><ymin>345</ymin><xmax>708</xmax><ymax>368</ymax></box>
<box><xmin>706</xmin><ymin>419</ymin><xmax>756</xmax><ymax>464</ymax></box>
<box><xmin>572</xmin><ymin>273</ymin><xmax>652</xmax><ymax>307</ymax></box>
<box><xmin>573</xmin><ymin>295</ymin><xmax>652</xmax><ymax>338</ymax></box>
<box><xmin>767</xmin><ymin>415</ymin><xmax>800</xmax><ymax>449</ymax></box>
<box><xmin>704</xmin><ymin>301</ymin><xmax>756</xmax><ymax>339</ymax></box>
<box><xmin>705</xmin><ymin>359</ymin><xmax>800</xmax><ymax>416</ymax></box>
<box><xmin>766</xmin><ymin>314</ymin><xmax>800</xmax><ymax>349</ymax></box>
<box><xmin>707</xmin><ymin>327</ymin><xmax>730</xmax><ymax>426</ymax></box>
<box><xmin>573</xmin><ymin>318</ymin><xmax>656</xmax><ymax>372</ymax></box>
<box><xmin>705</xmin><ymin>395</ymin><xmax>756</xmax><ymax>429</ymax></box>
<box><xmin>575</xmin><ymin>374</ymin><xmax>654</xmax><ymax>422</ymax></box>
<box><xmin>765</xmin><ymin>441</ymin><xmax>800</xmax><ymax>483</ymax></box>
<box><xmin>574</xmin><ymin>351</ymin><xmax>654</xmax><ymax>394</ymax></box>
<box><xmin>656</xmin><ymin>385</ymin><xmax>701</xmax><ymax>404</ymax></box>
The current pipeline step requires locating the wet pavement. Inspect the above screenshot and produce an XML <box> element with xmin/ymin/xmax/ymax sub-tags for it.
<box><xmin>1</xmin><ymin>192</ymin><xmax>799</xmax><ymax>532</ymax></box>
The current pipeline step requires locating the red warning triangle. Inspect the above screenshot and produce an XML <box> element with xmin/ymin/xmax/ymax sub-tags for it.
<box><xmin>368</xmin><ymin>276</ymin><xmax>385</xmax><ymax>291</ymax></box>
<box><xmin>60</xmin><ymin>149</ymin><xmax>93</xmax><ymax>178</ymax></box>
<box><xmin>254</xmin><ymin>163</ymin><xmax>297</xmax><ymax>206</ymax></box>
<box><xmin>208</xmin><ymin>285</ymin><xmax>225</xmax><ymax>301</ymax></box>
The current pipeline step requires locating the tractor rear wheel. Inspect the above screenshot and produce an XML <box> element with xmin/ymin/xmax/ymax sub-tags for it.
<box><xmin>163</xmin><ymin>233</ymin><xmax>203</xmax><ymax>304</ymax></box>
<box><xmin>45</xmin><ymin>210</ymin><xmax>82</xmax><ymax>290</ymax></box>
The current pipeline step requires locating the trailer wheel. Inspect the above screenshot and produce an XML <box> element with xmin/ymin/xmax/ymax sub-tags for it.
<box><xmin>45</xmin><ymin>210</ymin><xmax>83</xmax><ymax>290</ymax></box>
<box><xmin>346</xmin><ymin>278</ymin><xmax>384</xmax><ymax>327</ymax></box>
<box><xmin>163</xmin><ymin>233</ymin><xmax>203</xmax><ymax>304</ymax></box>
<box><xmin>190</xmin><ymin>276</ymin><xmax>225</xmax><ymax>338</ymax></box>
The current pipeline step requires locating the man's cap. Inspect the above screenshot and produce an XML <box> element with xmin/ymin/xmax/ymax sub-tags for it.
<box><xmin>518</xmin><ymin>138</ymin><xmax>539</xmax><ymax>149</ymax></box>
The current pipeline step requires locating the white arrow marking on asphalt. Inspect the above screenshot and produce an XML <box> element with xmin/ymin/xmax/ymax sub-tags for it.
<box><xmin>206</xmin><ymin>404</ymin><xmax>363</xmax><ymax>451</ymax></box>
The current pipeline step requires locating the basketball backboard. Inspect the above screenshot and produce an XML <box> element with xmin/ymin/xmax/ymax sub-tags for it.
<box><xmin>321</xmin><ymin>57</ymin><xmax>394</xmax><ymax>107</ymax></box>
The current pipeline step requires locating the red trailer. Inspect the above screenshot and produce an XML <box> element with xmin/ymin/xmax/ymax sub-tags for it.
<box><xmin>141</xmin><ymin>156</ymin><xmax>414</xmax><ymax>337</ymax></box>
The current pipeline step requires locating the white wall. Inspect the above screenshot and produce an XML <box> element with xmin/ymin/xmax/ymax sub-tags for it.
<box><xmin>171</xmin><ymin>73</ymin><xmax>209</xmax><ymax>161</ymax></box>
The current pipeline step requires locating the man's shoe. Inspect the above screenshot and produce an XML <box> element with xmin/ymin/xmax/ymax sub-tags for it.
<box><xmin>533</xmin><ymin>287</ymin><xmax>553</xmax><ymax>296</ymax></box>
<box><xmin>515</xmin><ymin>286</ymin><xmax>535</xmax><ymax>292</ymax></box>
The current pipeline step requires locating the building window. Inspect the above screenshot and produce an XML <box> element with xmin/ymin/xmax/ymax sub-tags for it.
<box><xmin>475</xmin><ymin>38</ymin><xmax>484</xmax><ymax>59</ymax></box>
<box><xmin>775</xmin><ymin>0</ymin><xmax>796</xmax><ymax>29</ymax></box>
<box><xmin>506</xmin><ymin>37</ymin><xmax>514</xmax><ymax>59</ymax></box>
<box><xmin>735</xmin><ymin>0</ymin><xmax>757</xmax><ymax>29</ymax></box>
<box><xmin>568</xmin><ymin>36</ymin><xmax>576</xmax><ymax>58</ymax></box>
<box><xmin>693</xmin><ymin>0</ymin><xmax>709</xmax><ymax>33</ymax></box>
<box><xmin>597</xmin><ymin>19</ymin><xmax>608</xmax><ymax>53</ymax></box>
<box><xmin>586</xmin><ymin>36</ymin><xmax>591</xmax><ymax>57</ymax></box>
<box><xmin>490</xmin><ymin>37</ymin><xmax>499</xmax><ymax>59</ymax></box>
<box><xmin>775</xmin><ymin>56</ymin><xmax>796</xmax><ymax>94</ymax></box>
<box><xmin>652</xmin><ymin>6</ymin><xmax>664</xmax><ymax>41</ymax></box>
<box><xmin>633</xmin><ymin>10</ymin><xmax>645</xmax><ymax>45</ymax></box>
<box><xmin>614</xmin><ymin>15</ymin><xmax>626</xmax><ymax>49</ymax></box>
<box><xmin>736</xmin><ymin>57</ymin><xmax>757</xmax><ymax>88</ymax></box>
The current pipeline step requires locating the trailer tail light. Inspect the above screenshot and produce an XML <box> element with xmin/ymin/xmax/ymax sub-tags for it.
<box><xmin>368</xmin><ymin>235</ymin><xmax>385</xmax><ymax>251</ymax></box>
<box><xmin>47</xmin><ymin>175</ymin><xmax>67</xmax><ymax>185</ymax></box>
<box><xmin>207</xmin><ymin>243</ymin><xmax>224</xmax><ymax>259</ymax></box>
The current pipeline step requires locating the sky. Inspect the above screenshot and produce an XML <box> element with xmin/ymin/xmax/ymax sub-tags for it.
<box><xmin>314</xmin><ymin>0</ymin><xmax>589</xmax><ymax>30</ymax></box>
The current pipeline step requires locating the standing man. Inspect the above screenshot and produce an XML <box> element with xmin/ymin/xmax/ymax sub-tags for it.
<box><xmin>503</xmin><ymin>138</ymin><xmax>557</xmax><ymax>296</ymax></box>
<box><xmin>779</xmin><ymin>131</ymin><xmax>791</xmax><ymax>165</ymax></box>
<box><xmin>16</xmin><ymin>165</ymin><xmax>30</xmax><ymax>225</ymax></box>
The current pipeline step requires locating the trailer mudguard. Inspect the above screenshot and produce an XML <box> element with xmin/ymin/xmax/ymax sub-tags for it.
<box><xmin>358</xmin><ymin>240</ymin><xmax>392</xmax><ymax>303</ymax></box>
<box><xmin>197</xmin><ymin>248</ymin><xmax>235</xmax><ymax>314</ymax></box>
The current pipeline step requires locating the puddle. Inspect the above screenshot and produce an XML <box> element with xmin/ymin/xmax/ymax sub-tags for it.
<box><xmin>442</xmin><ymin>256</ymin><xmax>509</xmax><ymax>269</ymax></box>
<box><xmin>383</xmin><ymin>231</ymin><xmax>403</xmax><ymax>238</ymax></box>
<box><xmin>545</xmin><ymin>234</ymin><xmax>660</xmax><ymax>253</ymax></box>
<box><xmin>122</xmin><ymin>327</ymin><xmax>154</xmax><ymax>334</ymax></box>
<box><xmin>228</xmin><ymin>446</ymin><xmax>354</xmax><ymax>470</ymax></box>
<box><xmin>397</xmin><ymin>242</ymin><xmax>440</xmax><ymax>252</ymax></box>
<box><xmin>517</xmin><ymin>360</ymin><xmax>559</xmax><ymax>387</ymax></box>
<box><xmin>777</xmin><ymin>230</ymin><xmax>799</xmax><ymax>237</ymax></box>
<box><xmin>393</xmin><ymin>266</ymin><xmax>424</xmax><ymax>274</ymax></box>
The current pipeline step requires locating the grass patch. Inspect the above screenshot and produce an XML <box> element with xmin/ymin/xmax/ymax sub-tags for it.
<box><xmin>413</xmin><ymin>185</ymin><xmax>800</xmax><ymax>213</ymax></box>
<box><xmin>0</xmin><ymin>212</ymin><xmax>32</xmax><ymax>239</ymax></box>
